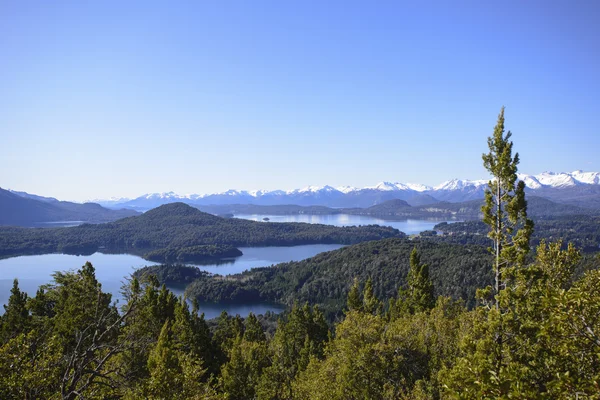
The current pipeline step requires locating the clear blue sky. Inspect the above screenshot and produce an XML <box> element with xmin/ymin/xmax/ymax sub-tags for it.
<box><xmin>1</xmin><ymin>0</ymin><xmax>599</xmax><ymax>201</ymax></box>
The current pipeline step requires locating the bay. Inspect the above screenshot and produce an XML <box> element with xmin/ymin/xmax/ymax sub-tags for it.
<box><xmin>0</xmin><ymin>244</ymin><xmax>343</xmax><ymax>319</ymax></box>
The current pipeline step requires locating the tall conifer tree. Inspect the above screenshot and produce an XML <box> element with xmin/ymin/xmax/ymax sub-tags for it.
<box><xmin>481</xmin><ymin>106</ymin><xmax>534</xmax><ymax>308</ymax></box>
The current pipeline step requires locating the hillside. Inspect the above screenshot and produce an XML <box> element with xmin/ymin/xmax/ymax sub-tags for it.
<box><xmin>0</xmin><ymin>202</ymin><xmax>402</xmax><ymax>259</ymax></box>
<box><xmin>181</xmin><ymin>238</ymin><xmax>493</xmax><ymax>317</ymax></box>
<box><xmin>434</xmin><ymin>214</ymin><xmax>600</xmax><ymax>252</ymax></box>
<box><xmin>0</xmin><ymin>188</ymin><xmax>139</xmax><ymax>226</ymax></box>
<box><xmin>197</xmin><ymin>196</ymin><xmax>593</xmax><ymax>221</ymax></box>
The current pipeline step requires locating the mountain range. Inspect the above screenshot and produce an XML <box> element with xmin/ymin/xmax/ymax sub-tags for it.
<box><xmin>92</xmin><ymin>171</ymin><xmax>600</xmax><ymax>210</ymax></box>
<box><xmin>0</xmin><ymin>188</ymin><xmax>139</xmax><ymax>226</ymax></box>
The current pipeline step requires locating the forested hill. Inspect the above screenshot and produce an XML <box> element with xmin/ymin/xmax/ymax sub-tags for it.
<box><xmin>0</xmin><ymin>202</ymin><xmax>402</xmax><ymax>259</ymax></box>
<box><xmin>198</xmin><ymin>195</ymin><xmax>595</xmax><ymax>220</ymax></box>
<box><xmin>342</xmin><ymin>195</ymin><xmax>596</xmax><ymax>219</ymax></box>
<box><xmin>181</xmin><ymin>238</ymin><xmax>493</xmax><ymax>317</ymax></box>
<box><xmin>434</xmin><ymin>214</ymin><xmax>600</xmax><ymax>252</ymax></box>
<box><xmin>0</xmin><ymin>187</ymin><xmax>139</xmax><ymax>226</ymax></box>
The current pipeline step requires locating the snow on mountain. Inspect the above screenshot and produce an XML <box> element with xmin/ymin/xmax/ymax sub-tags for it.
<box><xmin>571</xmin><ymin>170</ymin><xmax>600</xmax><ymax>185</ymax></box>
<box><xmin>285</xmin><ymin>185</ymin><xmax>340</xmax><ymax>195</ymax></box>
<box><xmin>517</xmin><ymin>174</ymin><xmax>543</xmax><ymax>189</ymax></box>
<box><xmin>366</xmin><ymin>182</ymin><xmax>399</xmax><ymax>191</ymax></box>
<box><xmin>365</xmin><ymin>182</ymin><xmax>415</xmax><ymax>191</ymax></box>
<box><xmin>433</xmin><ymin>179</ymin><xmax>487</xmax><ymax>191</ymax></box>
<box><xmin>91</xmin><ymin>196</ymin><xmax>131</xmax><ymax>203</ymax></box>
<box><xmin>298</xmin><ymin>185</ymin><xmax>338</xmax><ymax>194</ymax></box>
<box><xmin>336</xmin><ymin>185</ymin><xmax>358</xmax><ymax>194</ymax></box>
<box><xmin>534</xmin><ymin>172</ymin><xmax>578</xmax><ymax>188</ymax></box>
<box><xmin>248</xmin><ymin>190</ymin><xmax>269</xmax><ymax>197</ymax></box>
<box><xmin>143</xmin><ymin>191</ymin><xmax>185</xmax><ymax>200</ymax></box>
<box><xmin>405</xmin><ymin>183</ymin><xmax>432</xmax><ymax>192</ymax></box>
<box><xmin>96</xmin><ymin>170</ymin><xmax>600</xmax><ymax>210</ymax></box>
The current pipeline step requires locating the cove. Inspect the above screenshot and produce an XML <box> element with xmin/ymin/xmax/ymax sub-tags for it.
<box><xmin>0</xmin><ymin>244</ymin><xmax>343</xmax><ymax>319</ymax></box>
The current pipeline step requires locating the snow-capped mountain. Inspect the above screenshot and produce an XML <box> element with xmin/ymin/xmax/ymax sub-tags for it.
<box><xmin>571</xmin><ymin>170</ymin><xmax>600</xmax><ymax>185</ymax></box>
<box><xmin>95</xmin><ymin>170</ymin><xmax>600</xmax><ymax>210</ymax></box>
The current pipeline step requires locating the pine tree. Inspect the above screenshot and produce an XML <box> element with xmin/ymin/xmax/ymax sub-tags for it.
<box><xmin>406</xmin><ymin>247</ymin><xmax>434</xmax><ymax>313</ymax></box>
<box><xmin>146</xmin><ymin>319</ymin><xmax>183</xmax><ymax>397</ymax></box>
<box><xmin>244</xmin><ymin>312</ymin><xmax>266</xmax><ymax>343</ymax></box>
<box><xmin>390</xmin><ymin>248</ymin><xmax>435</xmax><ymax>318</ymax></box>
<box><xmin>481</xmin><ymin>106</ymin><xmax>534</xmax><ymax>308</ymax></box>
<box><xmin>362</xmin><ymin>277</ymin><xmax>381</xmax><ymax>315</ymax></box>
<box><xmin>0</xmin><ymin>279</ymin><xmax>30</xmax><ymax>343</ymax></box>
<box><xmin>346</xmin><ymin>278</ymin><xmax>362</xmax><ymax>312</ymax></box>
<box><xmin>441</xmin><ymin>107</ymin><xmax>538</xmax><ymax>396</ymax></box>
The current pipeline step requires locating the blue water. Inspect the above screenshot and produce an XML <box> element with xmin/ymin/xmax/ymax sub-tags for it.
<box><xmin>0</xmin><ymin>216</ymin><xmax>454</xmax><ymax>318</ymax></box>
<box><xmin>0</xmin><ymin>245</ymin><xmax>342</xmax><ymax>319</ymax></box>
<box><xmin>235</xmin><ymin>214</ymin><xmax>452</xmax><ymax>235</ymax></box>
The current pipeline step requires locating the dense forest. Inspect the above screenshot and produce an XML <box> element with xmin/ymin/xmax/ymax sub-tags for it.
<box><xmin>0</xmin><ymin>203</ymin><xmax>402</xmax><ymax>260</ymax></box>
<box><xmin>434</xmin><ymin>214</ymin><xmax>600</xmax><ymax>252</ymax></box>
<box><xmin>0</xmin><ymin>109</ymin><xmax>598</xmax><ymax>398</ymax></box>
<box><xmin>0</xmin><ymin>240</ymin><xmax>598</xmax><ymax>398</ymax></box>
<box><xmin>177</xmin><ymin>238</ymin><xmax>492</xmax><ymax>316</ymax></box>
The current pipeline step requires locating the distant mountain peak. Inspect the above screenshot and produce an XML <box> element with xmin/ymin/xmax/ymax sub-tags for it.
<box><xmin>433</xmin><ymin>179</ymin><xmax>487</xmax><ymax>191</ymax></box>
<box><xmin>77</xmin><ymin>169</ymin><xmax>600</xmax><ymax>211</ymax></box>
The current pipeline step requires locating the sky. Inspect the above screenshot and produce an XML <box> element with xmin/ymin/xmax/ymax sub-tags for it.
<box><xmin>1</xmin><ymin>1</ymin><xmax>599</xmax><ymax>201</ymax></box>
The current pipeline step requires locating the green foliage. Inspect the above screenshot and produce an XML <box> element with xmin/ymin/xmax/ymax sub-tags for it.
<box><xmin>440</xmin><ymin>241</ymin><xmax>600</xmax><ymax>398</ymax></box>
<box><xmin>346</xmin><ymin>277</ymin><xmax>363</xmax><ymax>312</ymax></box>
<box><xmin>134</xmin><ymin>264</ymin><xmax>209</xmax><ymax>286</ymax></box>
<box><xmin>0</xmin><ymin>243</ymin><xmax>597</xmax><ymax>398</ymax></box>
<box><xmin>294</xmin><ymin>297</ymin><xmax>466</xmax><ymax>400</ymax></box>
<box><xmin>435</xmin><ymin>215</ymin><xmax>600</xmax><ymax>253</ymax></box>
<box><xmin>244</xmin><ymin>312</ymin><xmax>266</xmax><ymax>343</ymax></box>
<box><xmin>362</xmin><ymin>277</ymin><xmax>382</xmax><ymax>315</ymax></box>
<box><xmin>185</xmin><ymin>238</ymin><xmax>493</xmax><ymax>318</ymax></box>
<box><xmin>144</xmin><ymin>244</ymin><xmax>243</xmax><ymax>263</ymax></box>
<box><xmin>481</xmin><ymin>106</ymin><xmax>534</xmax><ymax>304</ymax></box>
<box><xmin>395</xmin><ymin>247</ymin><xmax>435</xmax><ymax>315</ymax></box>
<box><xmin>256</xmin><ymin>303</ymin><xmax>329</xmax><ymax>399</ymax></box>
<box><xmin>0</xmin><ymin>202</ymin><xmax>402</xmax><ymax>259</ymax></box>
<box><xmin>221</xmin><ymin>335</ymin><xmax>270</xmax><ymax>400</ymax></box>
<box><xmin>0</xmin><ymin>279</ymin><xmax>30</xmax><ymax>343</ymax></box>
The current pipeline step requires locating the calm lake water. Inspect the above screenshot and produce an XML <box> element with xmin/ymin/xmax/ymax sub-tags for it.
<box><xmin>0</xmin><ymin>216</ymin><xmax>454</xmax><ymax>318</ymax></box>
<box><xmin>236</xmin><ymin>214</ymin><xmax>452</xmax><ymax>235</ymax></box>
<box><xmin>0</xmin><ymin>244</ymin><xmax>342</xmax><ymax>319</ymax></box>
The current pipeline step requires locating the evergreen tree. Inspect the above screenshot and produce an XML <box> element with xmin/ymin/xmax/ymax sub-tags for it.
<box><xmin>389</xmin><ymin>247</ymin><xmax>435</xmax><ymax>318</ymax></box>
<box><xmin>362</xmin><ymin>277</ymin><xmax>381</xmax><ymax>315</ymax></box>
<box><xmin>189</xmin><ymin>299</ymin><xmax>215</xmax><ymax>373</ymax></box>
<box><xmin>481</xmin><ymin>106</ymin><xmax>534</xmax><ymax>307</ymax></box>
<box><xmin>244</xmin><ymin>312</ymin><xmax>266</xmax><ymax>343</ymax></box>
<box><xmin>346</xmin><ymin>277</ymin><xmax>362</xmax><ymax>312</ymax></box>
<box><xmin>0</xmin><ymin>279</ymin><xmax>30</xmax><ymax>343</ymax></box>
<box><xmin>221</xmin><ymin>335</ymin><xmax>269</xmax><ymax>400</ymax></box>
<box><xmin>256</xmin><ymin>303</ymin><xmax>328</xmax><ymax>399</ymax></box>
<box><xmin>146</xmin><ymin>319</ymin><xmax>183</xmax><ymax>397</ymax></box>
<box><xmin>406</xmin><ymin>247</ymin><xmax>434</xmax><ymax>313</ymax></box>
<box><xmin>479</xmin><ymin>106</ymin><xmax>534</xmax><ymax>386</ymax></box>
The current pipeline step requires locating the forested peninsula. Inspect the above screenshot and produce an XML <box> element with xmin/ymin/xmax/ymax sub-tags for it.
<box><xmin>0</xmin><ymin>203</ymin><xmax>402</xmax><ymax>261</ymax></box>
<box><xmin>139</xmin><ymin>238</ymin><xmax>493</xmax><ymax>317</ymax></box>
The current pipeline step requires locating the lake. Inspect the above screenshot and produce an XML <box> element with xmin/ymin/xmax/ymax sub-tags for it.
<box><xmin>0</xmin><ymin>244</ymin><xmax>343</xmax><ymax>319</ymax></box>
<box><xmin>235</xmin><ymin>214</ymin><xmax>451</xmax><ymax>235</ymax></box>
<box><xmin>0</xmin><ymin>216</ymin><xmax>455</xmax><ymax>319</ymax></box>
